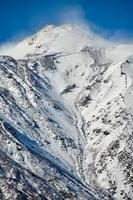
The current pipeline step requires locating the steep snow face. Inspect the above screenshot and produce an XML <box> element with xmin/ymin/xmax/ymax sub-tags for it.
<box><xmin>0</xmin><ymin>56</ymin><xmax>104</xmax><ymax>200</ymax></box>
<box><xmin>0</xmin><ymin>24</ymin><xmax>133</xmax><ymax>199</ymax></box>
<box><xmin>121</xmin><ymin>56</ymin><xmax>133</xmax><ymax>111</ymax></box>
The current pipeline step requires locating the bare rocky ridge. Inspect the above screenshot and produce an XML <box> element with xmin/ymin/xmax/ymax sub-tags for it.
<box><xmin>0</xmin><ymin>24</ymin><xmax>133</xmax><ymax>199</ymax></box>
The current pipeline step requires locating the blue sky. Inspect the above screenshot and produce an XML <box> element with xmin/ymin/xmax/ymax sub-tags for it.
<box><xmin>0</xmin><ymin>0</ymin><xmax>132</xmax><ymax>43</ymax></box>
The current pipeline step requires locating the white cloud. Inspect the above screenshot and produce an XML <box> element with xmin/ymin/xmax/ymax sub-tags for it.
<box><xmin>58</xmin><ymin>5</ymin><xmax>133</xmax><ymax>44</ymax></box>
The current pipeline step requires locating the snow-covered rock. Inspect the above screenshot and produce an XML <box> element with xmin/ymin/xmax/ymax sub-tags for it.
<box><xmin>0</xmin><ymin>24</ymin><xmax>133</xmax><ymax>199</ymax></box>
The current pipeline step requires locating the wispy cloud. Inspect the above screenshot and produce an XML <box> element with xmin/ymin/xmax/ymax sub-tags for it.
<box><xmin>0</xmin><ymin>30</ymin><xmax>31</xmax><ymax>56</ymax></box>
<box><xmin>58</xmin><ymin>5</ymin><xmax>133</xmax><ymax>44</ymax></box>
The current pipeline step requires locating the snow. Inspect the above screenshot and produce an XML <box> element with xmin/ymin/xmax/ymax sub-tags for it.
<box><xmin>0</xmin><ymin>24</ymin><xmax>133</xmax><ymax>199</ymax></box>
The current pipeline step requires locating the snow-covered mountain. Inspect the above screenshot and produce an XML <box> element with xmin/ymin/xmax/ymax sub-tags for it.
<box><xmin>0</xmin><ymin>24</ymin><xmax>133</xmax><ymax>200</ymax></box>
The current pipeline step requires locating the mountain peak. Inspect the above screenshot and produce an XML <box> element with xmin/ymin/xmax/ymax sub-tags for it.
<box><xmin>0</xmin><ymin>24</ymin><xmax>100</xmax><ymax>59</ymax></box>
<box><xmin>0</xmin><ymin>23</ymin><xmax>133</xmax><ymax>199</ymax></box>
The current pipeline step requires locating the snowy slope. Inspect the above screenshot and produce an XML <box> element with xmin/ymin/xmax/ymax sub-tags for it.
<box><xmin>0</xmin><ymin>24</ymin><xmax>133</xmax><ymax>200</ymax></box>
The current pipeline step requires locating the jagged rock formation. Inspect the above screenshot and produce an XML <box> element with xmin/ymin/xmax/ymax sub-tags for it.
<box><xmin>0</xmin><ymin>24</ymin><xmax>133</xmax><ymax>199</ymax></box>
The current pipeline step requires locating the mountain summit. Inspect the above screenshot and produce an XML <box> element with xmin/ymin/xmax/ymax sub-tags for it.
<box><xmin>0</xmin><ymin>24</ymin><xmax>133</xmax><ymax>199</ymax></box>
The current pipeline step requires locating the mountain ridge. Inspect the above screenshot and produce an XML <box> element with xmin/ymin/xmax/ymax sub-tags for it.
<box><xmin>0</xmin><ymin>24</ymin><xmax>133</xmax><ymax>199</ymax></box>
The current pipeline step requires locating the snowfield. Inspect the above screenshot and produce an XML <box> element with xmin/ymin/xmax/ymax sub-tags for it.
<box><xmin>0</xmin><ymin>24</ymin><xmax>133</xmax><ymax>200</ymax></box>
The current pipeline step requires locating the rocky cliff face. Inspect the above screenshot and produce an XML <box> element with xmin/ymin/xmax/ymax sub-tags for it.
<box><xmin>0</xmin><ymin>24</ymin><xmax>133</xmax><ymax>199</ymax></box>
